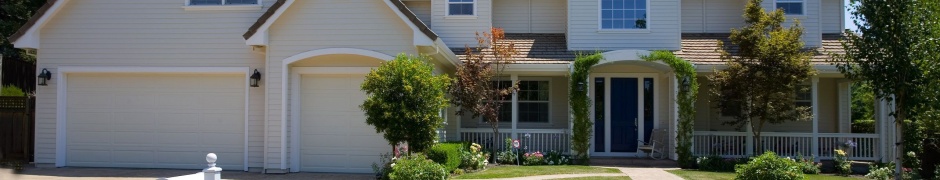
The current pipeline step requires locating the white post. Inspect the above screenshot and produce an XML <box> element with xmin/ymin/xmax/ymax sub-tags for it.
<box><xmin>671</xmin><ymin>74</ymin><xmax>679</xmax><ymax>160</ymax></box>
<box><xmin>811</xmin><ymin>77</ymin><xmax>819</xmax><ymax>162</ymax></box>
<box><xmin>204</xmin><ymin>153</ymin><xmax>222</xmax><ymax>180</ymax></box>
<box><xmin>746</xmin><ymin>121</ymin><xmax>754</xmax><ymax>156</ymax></box>
<box><xmin>837</xmin><ymin>82</ymin><xmax>851</xmax><ymax>133</ymax></box>
<box><xmin>511</xmin><ymin>74</ymin><xmax>519</xmax><ymax>140</ymax></box>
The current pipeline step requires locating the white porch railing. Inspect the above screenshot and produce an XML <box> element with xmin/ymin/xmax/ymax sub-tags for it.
<box><xmin>692</xmin><ymin>131</ymin><xmax>880</xmax><ymax>161</ymax></box>
<box><xmin>459</xmin><ymin>128</ymin><xmax>569</xmax><ymax>153</ymax></box>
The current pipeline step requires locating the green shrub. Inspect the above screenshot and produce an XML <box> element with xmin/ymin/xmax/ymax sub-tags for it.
<box><xmin>696</xmin><ymin>155</ymin><xmax>747</xmax><ymax>172</ymax></box>
<box><xmin>428</xmin><ymin>142</ymin><xmax>463</xmax><ymax>173</ymax></box>
<box><xmin>496</xmin><ymin>150</ymin><xmax>518</xmax><ymax>164</ymax></box>
<box><xmin>0</xmin><ymin>85</ymin><xmax>25</xmax><ymax>96</ymax></box>
<box><xmin>734</xmin><ymin>152</ymin><xmax>804</xmax><ymax>180</ymax></box>
<box><xmin>852</xmin><ymin>119</ymin><xmax>876</xmax><ymax>133</ymax></box>
<box><xmin>543</xmin><ymin>150</ymin><xmax>571</xmax><ymax>165</ymax></box>
<box><xmin>834</xmin><ymin>149</ymin><xmax>852</xmax><ymax>176</ymax></box>
<box><xmin>523</xmin><ymin>151</ymin><xmax>545</xmax><ymax>166</ymax></box>
<box><xmin>389</xmin><ymin>154</ymin><xmax>448</xmax><ymax>180</ymax></box>
<box><xmin>459</xmin><ymin>143</ymin><xmax>487</xmax><ymax>170</ymax></box>
<box><xmin>795</xmin><ymin>154</ymin><xmax>821</xmax><ymax>174</ymax></box>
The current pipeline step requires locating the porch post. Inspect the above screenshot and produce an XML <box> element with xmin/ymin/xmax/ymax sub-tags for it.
<box><xmin>511</xmin><ymin>74</ymin><xmax>519</xmax><ymax>140</ymax></box>
<box><xmin>837</xmin><ymin>81</ymin><xmax>852</xmax><ymax>133</ymax></box>
<box><xmin>811</xmin><ymin>77</ymin><xmax>820</xmax><ymax>161</ymax></box>
<box><xmin>746</xmin><ymin>122</ymin><xmax>754</xmax><ymax>156</ymax></box>
<box><xmin>672</xmin><ymin>74</ymin><xmax>680</xmax><ymax>160</ymax></box>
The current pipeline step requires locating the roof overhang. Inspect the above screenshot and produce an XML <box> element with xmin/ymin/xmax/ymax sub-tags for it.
<box><xmin>7</xmin><ymin>0</ymin><xmax>70</xmax><ymax>49</ymax></box>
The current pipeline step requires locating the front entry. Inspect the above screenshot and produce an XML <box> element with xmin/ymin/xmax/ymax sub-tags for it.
<box><xmin>592</xmin><ymin>75</ymin><xmax>656</xmax><ymax>156</ymax></box>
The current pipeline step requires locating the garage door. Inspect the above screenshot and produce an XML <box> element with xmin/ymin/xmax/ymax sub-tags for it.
<box><xmin>66</xmin><ymin>73</ymin><xmax>245</xmax><ymax>169</ymax></box>
<box><xmin>299</xmin><ymin>74</ymin><xmax>387</xmax><ymax>173</ymax></box>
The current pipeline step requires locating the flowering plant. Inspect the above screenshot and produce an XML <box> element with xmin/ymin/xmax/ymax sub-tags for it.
<box><xmin>542</xmin><ymin>150</ymin><xmax>571</xmax><ymax>165</ymax></box>
<box><xmin>834</xmin><ymin>149</ymin><xmax>851</xmax><ymax>176</ymax></box>
<box><xmin>523</xmin><ymin>151</ymin><xmax>545</xmax><ymax>165</ymax></box>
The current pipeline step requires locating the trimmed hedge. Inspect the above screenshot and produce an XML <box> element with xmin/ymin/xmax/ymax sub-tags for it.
<box><xmin>428</xmin><ymin>142</ymin><xmax>464</xmax><ymax>173</ymax></box>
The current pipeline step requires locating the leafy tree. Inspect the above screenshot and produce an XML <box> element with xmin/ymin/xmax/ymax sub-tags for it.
<box><xmin>709</xmin><ymin>0</ymin><xmax>816</xmax><ymax>154</ymax></box>
<box><xmin>836</xmin><ymin>0</ymin><xmax>940</xmax><ymax>177</ymax></box>
<box><xmin>360</xmin><ymin>54</ymin><xmax>452</xmax><ymax>153</ymax></box>
<box><xmin>1</xmin><ymin>0</ymin><xmax>45</xmax><ymax>62</ymax></box>
<box><xmin>449</xmin><ymin>28</ymin><xmax>517</xmax><ymax>163</ymax></box>
<box><xmin>569</xmin><ymin>53</ymin><xmax>601</xmax><ymax>165</ymax></box>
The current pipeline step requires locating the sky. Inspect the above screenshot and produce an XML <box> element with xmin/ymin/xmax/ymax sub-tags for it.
<box><xmin>843</xmin><ymin>0</ymin><xmax>858</xmax><ymax>32</ymax></box>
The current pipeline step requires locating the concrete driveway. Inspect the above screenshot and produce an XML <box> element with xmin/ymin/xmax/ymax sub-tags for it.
<box><xmin>1</xmin><ymin>167</ymin><xmax>374</xmax><ymax>180</ymax></box>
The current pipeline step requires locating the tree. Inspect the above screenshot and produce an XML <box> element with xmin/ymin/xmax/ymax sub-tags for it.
<box><xmin>569</xmin><ymin>53</ymin><xmax>601</xmax><ymax>165</ymax></box>
<box><xmin>709</xmin><ymin>0</ymin><xmax>816</xmax><ymax>155</ymax></box>
<box><xmin>836</xmin><ymin>0</ymin><xmax>940</xmax><ymax>178</ymax></box>
<box><xmin>1</xmin><ymin>0</ymin><xmax>45</xmax><ymax>62</ymax></box>
<box><xmin>449</xmin><ymin>28</ymin><xmax>517</xmax><ymax>163</ymax></box>
<box><xmin>360</xmin><ymin>54</ymin><xmax>452</xmax><ymax>153</ymax></box>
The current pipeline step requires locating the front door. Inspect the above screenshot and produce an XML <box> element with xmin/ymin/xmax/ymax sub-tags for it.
<box><xmin>592</xmin><ymin>75</ymin><xmax>656</xmax><ymax>156</ymax></box>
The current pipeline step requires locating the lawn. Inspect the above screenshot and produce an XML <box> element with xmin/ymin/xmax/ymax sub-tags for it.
<box><xmin>666</xmin><ymin>169</ymin><xmax>866</xmax><ymax>180</ymax></box>
<box><xmin>551</xmin><ymin>176</ymin><xmax>633</xmax><ymax>180</ymax></box>
<box><xmin>452</xmin><ymin>165</ymin><xmax>622</xmax><ymax>179</ymax></box>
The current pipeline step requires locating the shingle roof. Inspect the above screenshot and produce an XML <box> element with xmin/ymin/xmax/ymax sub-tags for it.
<box><xmin>675</xmin><ymin>33</ymin><xmax>847</xmax><ymax>64</ymax></box>
<box><xmin>452</xmin><ymin>33</ymin><xmax>579</xmax><ymax>64</ymax></box>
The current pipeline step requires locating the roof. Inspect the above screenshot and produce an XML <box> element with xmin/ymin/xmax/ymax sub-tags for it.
<box><xmin>452</xmin><ymin>33</ymin><xmax>579</xmax><ymax>64</ymax></box>
<box><xmin>6</xmin><ymin>0</ymin><xmax>59</xmax><ymax>43</ymax></box>
<box><xmin>242</xmin><ymin>0</ymin><xmax>438</xmax><ymax>41</ymax></box>
<box><xmin>675</xmin><ymin>33</ymin><xmax>847</xmax><ymax>64</ymax></box>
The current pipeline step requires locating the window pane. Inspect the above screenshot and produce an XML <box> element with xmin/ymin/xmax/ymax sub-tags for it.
<box><xmin>190</xmin><ymin>0</ymin><xmax>222</xmax><ymax>5</ymax></box>
<box><xmin>518</xmin><ymin>102</ymin><xmax>549</xmax><ymax>123</ymax></box>
<box><xmin>601</xmin><ymin>0</ymin><xmax>648</xmax><ymax>29</ymax></box>
<box><xmin>777</xmin><ymin>2</ymin><xmax>803</xmax><ymax>15</ymax></box>
<box><xmin>635</xmin><ymin>0</ymin><xmax>646</xmax><ymax>9</ymax></box>
<box><xmin>602</xmin><ymin>0</ymin><xmax>613</xmax><ymax>9</ymax></box>
<box><xmin>613</xmin><ymin>0</ymin><xmax>623</xmax><ymax>9</ymax></box>
<box><xmin>449</xmin><ymin>4</ymin><xmax>474</xmax><ymax>15</ymax></box>
<box><xmin>624</xmin><ymin>0</ymin><xmax>634</xmax><ymax>9</ymax></box>
<box><xmin>594</xmin><ymin>78</ymin><xmax>605</xmax><ymax>152</ymax></box>
<box><xmin>225</xmin><ymin>0</ymin><xmax>257</xmax><ymax>5</ymax></box>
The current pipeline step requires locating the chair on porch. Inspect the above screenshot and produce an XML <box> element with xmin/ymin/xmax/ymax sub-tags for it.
<box><xmin>638</xmin><ymin>128</ymin><xmax>668</xmax><ymax>160</ymax></box>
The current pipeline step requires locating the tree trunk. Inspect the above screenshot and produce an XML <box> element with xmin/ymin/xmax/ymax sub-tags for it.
<box><xmin>894</xmin><ymin>95</ymin><xmax>905</xmax><ymax>180</ymax></box>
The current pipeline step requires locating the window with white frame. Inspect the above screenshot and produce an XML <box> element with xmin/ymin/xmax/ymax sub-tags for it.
<box><xmin>483</xmin><ymin>80</ymin><xmax>550</xmax><ymax>123</ymax></box>
<box><xmin>188</xmin><ymin>0</ymin><xmax>259</xmax><ymax>6</ymax></box>
<box><xmin>775</xmin><ymin>0</ymin><xmax>804</xmax><ymax>15</ymax></box>
<box><xmin>600</xmin><ymin>0</ymin><xmax>648</xmax><ymax>29</ymax></box>
<box><xmin>447</xmin><ymin>0</ymin><xmax>475</xmax><ymax>16</ymax></box>
<box><xmin>795</xmin><ymin>84</ymin><xmax>812</xmax><ymax>107</ymax></box>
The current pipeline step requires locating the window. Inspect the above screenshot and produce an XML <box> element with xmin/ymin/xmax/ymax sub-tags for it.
<box><xmin>795</xmin><ymin>85</ymin><xmax>812</xmax><ymax>107</ymax></box>
<box><xmin>776</xmin><ymin>0</ymin><xmax>804</xmax><ymax>15</ymax></box>
<box><xmin>483</xmin><ymin>80</ymin><xmax>550</xmax><ymax>123</ymax></box>
<box><xmin>189</xmin><ymin>0</ymin><xmax>258</xmax><ymax>5</ymax></box>
<box><xmin>447</xmin><ymin>0</ymin><xmax>475</xmax><ymax>16</ymax></box>
<box><xmin>600</xmin><ymin>0</ymin><xmax>648</xmax><ymax>29</ymax></box>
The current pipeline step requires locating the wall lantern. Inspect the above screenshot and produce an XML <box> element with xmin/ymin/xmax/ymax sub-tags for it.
<box><xmin>576</xmin><ymin>81</ymin><xmax>586</xmax><ymax>92</ymax></box>
<box><xmin>249</xmin><ymin>69</ymin><xmax>262</xmax><ymax>87</ymax></box>
<box><xmin>37</xmin><ymin>68</ymin><xmax>51</xmax><ymax>86</ymax></box>
<box><xmin>680</xmin><ymin>76</ymin><xmax>691</xmax><ymax>91</ymax></box>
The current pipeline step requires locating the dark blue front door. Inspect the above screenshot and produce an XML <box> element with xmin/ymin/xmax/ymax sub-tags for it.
<box><xmin>610</xmin><ymin>78</ymin><xmax>638</xmax><ymax>152</ymax></box>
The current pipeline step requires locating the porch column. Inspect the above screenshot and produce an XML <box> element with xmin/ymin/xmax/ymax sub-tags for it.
<box><xmin>511</xmin><ymin>74</ymin><xmax>519</xmax><ymax>140</ymax></box>
<box><xmin>671</xmin><ymin>74</ymin><xmax>680</xmax><ymax>160</ymax></box>
<box><xmin>811</xmin><ymin>77</ymin><xmax>820</xmax><ymax>161</ymax></box>
<box><xmin>837</xmin><ymin>81</ymin><xmax>851</xmax><ymax>133</ymax></box>
<box><xmin>746</xmin><ymin>122</ymin><xmax>754</xmax><ymax>156</ymax></box>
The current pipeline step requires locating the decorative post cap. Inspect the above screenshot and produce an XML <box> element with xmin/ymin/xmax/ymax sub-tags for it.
<box><xmin>206</xmin><ymin>153</ymin><xmax>217</xmax><ymax>168</ymax></box>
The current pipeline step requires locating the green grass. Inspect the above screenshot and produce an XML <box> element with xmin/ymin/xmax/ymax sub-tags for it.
<box><xmin>452</xmin><ymin>165</ymin><xmax>622</xmax><ymax>179</ymax></box>
<box><xmin>551</xmin><ymin>176</ymin><xmax>633</xmax><ymax>180</ymax></box>
<box><xmin>666</xmin><ymin>169</ymin><xmax>866</xmax><ymax>180</ymax></box>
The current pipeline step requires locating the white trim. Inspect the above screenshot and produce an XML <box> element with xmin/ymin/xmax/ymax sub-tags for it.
<box><xmin>511</xmin><ymin>74</ymin><xmax>519</xmax><ymax>139</ymax></box>
<box><xmin>445</xmin><ymin>0</ymin><xmax>478</xmax><ymax>17</ymax></box>
<box><xmin>596</xmin><ymin>0</ymin><xmax>651</xmax><ymax>31</ymax></box>
<box><xmin>588</xmin><ymin>73</ymin><xmax>660</xmax><ymax>156</ymax></box>
<box><xmin>773</xmin><ymin>0</ymin><xmax>807</xmax><ymax>15</ymax></box>
<box><xmin>281</xmin><ymin>48</ymin><xmax>392</xmax><ymax>171</ymax></box>
<box><xmin>182</xmin><ymin>4</ymin><xmax>263</xmax><ymax>11</ymax></box>
<box><xmin>811</xmin><ymin>76</ymin><xmax>819</xmax><ymax>161</ymax></box>
<box><xmin>12</xmin><ymin>0</ymin><xmax>71</xmax><ymax>49</ymax></box>
<box><xmin>53</xmin><ymin>66</ymin><xmax>251</xmax><ymax>169</ymax></box>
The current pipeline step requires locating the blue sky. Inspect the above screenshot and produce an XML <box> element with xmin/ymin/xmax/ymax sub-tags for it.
<box><xmin>843</xmin><ymin>0</ymin><xmax>857</xmax><ymax>31</ymax></box>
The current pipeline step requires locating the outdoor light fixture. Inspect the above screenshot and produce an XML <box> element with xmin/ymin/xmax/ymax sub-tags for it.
<box><xmin>37</xmin><ymin>68</ymin><xmax>51</xmax><ymax>86</ymax></box>
<box><xmin>250</xmin><ymin>69</ymin><xmax>261</xmax><ymax>87</ymax></box>
<box><xmin>681</xmin><ymin>76</ymin><xmax>691</xmax><ymax>90</ymax></box>
<box><xmin>576</xmin><ymin>81</ymin><xmax>586</xmax><ymax>92</ymax></box>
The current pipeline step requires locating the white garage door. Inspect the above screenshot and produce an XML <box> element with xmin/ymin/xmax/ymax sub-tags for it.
<box><xmin>300</xmin><ymin>74</ymin><xmax>387</xmax><ymax>173</ymax></box>
<box><xmin>66</xmin><ymin>73</ymin><xmax>245</xmax><ymax>169</ymax></box>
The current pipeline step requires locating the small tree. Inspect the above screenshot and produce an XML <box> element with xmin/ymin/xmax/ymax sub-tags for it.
<box><xmin>361</xmin><ymin>54</ymin><xmax>452</xmax><ymax>153</ymax></box>
<box><xmin>449</xmin><ymin>28</ymin><xmax>517</xmax><ymax>163</ymax></box>
<box><xmin>569</xmin><ymin>53</ymin><xmax>602</xmax><ymax>165</ymax></box>
<box><xmin>709</xmin><ymin>0</ymin><xmax>816</xmax><ymax>154</ymax></box>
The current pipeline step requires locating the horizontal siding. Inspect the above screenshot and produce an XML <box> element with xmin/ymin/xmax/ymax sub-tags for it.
<box><xmin>432</xmin><ymin>0</ymin><xmax>493</xmax><ymax>47</ymax></box>
<box><xmin>404</xmin><ymin>1</ymin><xmax>433</xmax><ymax>27</ymax></box>
<box><xmin>493</xmin><ymin>0</ymin><xmax>566</xmax><ymax>33</ymax></box>
<box><xmin>821</xmin><ymin>0</ymin><xmax>843</xmax><ymax>33</ymax></box>
<box><xmin>762</xmin><ymin>0</ymin><xmax>821</xmax><ymax>47</ymax></box>
<box><xmin>36</xmin><ymin>0</ymin><xmax>273</xmax><ymax>169</ymax></box>
<box><xmin>681</xmin><ymin>0</ymin><xmax>746</xmax><ymax>33</ymax></box>
<box><xmin>568</xmin><ymin>0</ymin><xmax>681</xmax><ymax>50</ymax></box>
<box><xmin>681</xmin><ymin>0</ymin><xmax>704</xmax><ymax>33</ymax></box>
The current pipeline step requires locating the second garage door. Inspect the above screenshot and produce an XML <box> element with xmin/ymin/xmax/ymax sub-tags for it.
<box><xmin>66</xmin><ymin>73</ymin><xmax>245</xmax><ymax>169</ymax></box>
<box><xmin>299</xmin><ymin>74</ymin><xmax>387</xmax><ymax>173</ymax></box>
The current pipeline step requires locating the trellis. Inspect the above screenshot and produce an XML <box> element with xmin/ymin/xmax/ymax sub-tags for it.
<box><xmin>0</xmin><ymin>96</ymin><xmax>34</xmax><ymax>163</ymax></box>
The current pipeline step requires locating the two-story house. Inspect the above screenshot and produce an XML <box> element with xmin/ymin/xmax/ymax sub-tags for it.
<box><xmin>8</xmin><ymin>0</ymin><xmax>893</xmax><ymax>174</ymax></box>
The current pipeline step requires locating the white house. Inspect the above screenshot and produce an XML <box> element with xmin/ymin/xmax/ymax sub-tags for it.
<box><xmin>8</xmin><ymin>0</ymin><xmax>893</xmax><ymax>174</ymax></box>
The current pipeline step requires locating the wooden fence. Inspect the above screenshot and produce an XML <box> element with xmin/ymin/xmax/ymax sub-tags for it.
<box><xmin>0</xmin><ymin>96</ymin><xmax>35</xmax><ymax>163</ymax></box>
<box><xmin>2</xmin><ymin>57</ymin><xmax>37</xmax><ymax>93</ymax></box>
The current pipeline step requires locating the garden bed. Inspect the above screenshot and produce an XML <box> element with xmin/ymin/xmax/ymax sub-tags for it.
<box><xmin>451</xmin><ymin>165</ymin><xmax>622</xmax><ymax>179</ymax></box>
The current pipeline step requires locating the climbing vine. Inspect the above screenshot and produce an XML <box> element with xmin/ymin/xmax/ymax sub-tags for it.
<box><xmin>641</xmin><ymin>50</ymin><xmax>698</xmax><ymax>168</ymax></box>
<box><xmin>569</xmin><ymin>53</ymin><xmax>602</xmax><ymax>165</ymax></box>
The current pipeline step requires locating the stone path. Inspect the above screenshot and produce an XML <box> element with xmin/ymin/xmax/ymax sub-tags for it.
<box><xmin>461</xmin><ymin>166</ymin><xmax>684</xmax><ymax>180</ymax></box>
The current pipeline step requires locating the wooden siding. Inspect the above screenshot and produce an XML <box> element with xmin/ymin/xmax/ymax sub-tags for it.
<box><xmin>432</xmin><ymin>0</ymin><xmax>493</xmax><ymax>48</ymax></box>
<box><xmin>493</xmin><ymin>0</ymin><xmax>566</xmax><ymax>33</ymax></box>
<box><xmin>567</xmin><ymin>0</ymin><xmax>681</xmax><ymax>50</ymax></box>
<box><xmin>681</xmin><ymin>0</ymin><xmax>746</xmax><ymax>33</ymax></box>
<box><xmin>404</xmin><ymin>1</ymin><xmax>433</xmax><ymax>27</ymax></box>
<box><xmin>34</xmin><ymin>0</ymin><xmax>274</xmax><ymax>169</ymax></box>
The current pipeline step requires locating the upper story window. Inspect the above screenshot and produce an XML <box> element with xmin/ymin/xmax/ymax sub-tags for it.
<box><xmin>775</xmin><ymin>0</ymin><xmax>804</xmax><ymax>15</ymax></box>
<box><xmin>600</xmin><ymin>0</ymin><xmax>648</xmax><ymax>30</ymax></box>
<box><xmin>184</xmin><ymin>0</ymin><xmax>261</xmax><ymax>11</ymax></box>
<box><xmin>448</xmin><ymin>0</ymin><xmax>476</xmax><ymax>16</ymax></box>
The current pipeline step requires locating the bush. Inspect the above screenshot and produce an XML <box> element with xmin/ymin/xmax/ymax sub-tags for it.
<box><xmin>372</xmin><ymin>153</ymin><xmax>394</xmax><ymax>179</ymax></box>
<box><xmin>543</xmin><ymin>150</ymin><xmax>571</xmax><ymax>165</ymax></box>
<box><xmin>523</xmin><ymin>151</ymin><xmax>545</xmax><ymax>166</ymax></box>
<box><xmin>0</xmin><ymin>85</ymin><xmax>25</xmax><ymax>96</ymax></box>
<box><xmin>734</xmin><ymin>152</ymin><xmax>804</xmax><ymax>180</ymax></box>
<box><xmin>866</xmin><ymin>164</ymin><xmax>893</xmax><ymax>180</ymax></box>
<box><xmin>795</xmin><ymin>154</ymin><xmax>821</xmax><ymax>174</ymax></box>
<box><xmin>428</xmin><ymin>142</ymin><xmax>463</xmax><ymax>173</ymax></box>
<box><xmin>459</xmin><ymin>143</ymin><xmax>487</xmax><ymax>170</ymax></box>
<box><xmin>696</xmin><ymin>155</ymin><xmax>747</xmax><ymax>172</ymax></box>
<box><xmin>834</xmin><ymin>149</ymin><xmax>852</xmax><ymax>176</ymax></box>
<box><xmin>852</xmin><ymin>119</ymin><xmax>876</xmax><ymax>133</ymax></box>
<box><xmin>389</xmin><ymin>154</ymin><xmax>448</xmax><ymax>180</ymax></box>
<box><xmin>496</xmin><ymin>150</ymin><xmax>518</xmax><ymax>165</ymax></box>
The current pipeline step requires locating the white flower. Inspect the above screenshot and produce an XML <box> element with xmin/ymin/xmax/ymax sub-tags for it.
<box><xmin>549</xmin><ymin>161</ymin><xmax>554</xmax><ymax>165</ymax></box>
<box><xmin>390</xmin><ymin>163</ymin><xmax>396</xmax><ymax>167</ymax></box>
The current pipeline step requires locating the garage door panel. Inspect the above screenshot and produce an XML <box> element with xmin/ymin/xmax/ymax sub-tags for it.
<box><xmin>66</xmin><ymin>73</ymin><xmax>245</xmax><ymax>169</ymax></box>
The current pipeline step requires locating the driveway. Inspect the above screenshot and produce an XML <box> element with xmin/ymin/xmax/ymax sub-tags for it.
<box><xmin>1</xmin><ymin>167</ymin><xmax>374</xmax><ymax>180</ymax></box>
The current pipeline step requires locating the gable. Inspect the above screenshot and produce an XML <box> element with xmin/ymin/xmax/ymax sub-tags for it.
<box><xmin>7</xmin><ymin>0</ymin><xmax>67</xmax><ymax>49</ymax></box>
